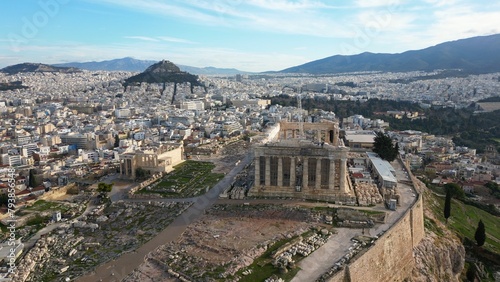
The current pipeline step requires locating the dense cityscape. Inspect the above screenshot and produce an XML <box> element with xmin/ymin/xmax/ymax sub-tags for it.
<box><xmin>0</xmin><ymin>57</ymin><xmax>498</xmax><ymax>282</ymax></box>
<box><xmin>3</xmin><ymin>0</ymin><xmax>500</xmax><ymax>280</ymax></box>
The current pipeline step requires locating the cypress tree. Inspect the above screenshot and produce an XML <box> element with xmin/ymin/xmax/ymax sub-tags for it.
<box><xmin>474</xmin><ymin>220</ymin><xmax>486</xmax><ymax>247</ymax></box>
<box><xmin>28</xmin><ymin>168</ymin><xmax>37</xmax><ymax>188</ymax></box>
<box><xmin>444</xmin><ymin>188</ymin><xmax>451</xmax><ymax>223</ymax></box>
<box><xmin>466</xmin><ymin>264</ymin><xmax>476</xmax><ymax>282</ymax></box>
<box><xmin>114</xmin><ymin>134</ymin><xmax>120</xmax><ymax>148</ymax></box>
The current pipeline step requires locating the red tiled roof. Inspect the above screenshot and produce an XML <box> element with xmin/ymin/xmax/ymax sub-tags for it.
<box><xmin>32</xmin><ymin>185</ymin><xmax>46</xmax><ymax>191</ymax></box>
<box><xmin>16</xmin><ymin>190</ymin><xmax>30</xmax><ymax>196</ymax></box>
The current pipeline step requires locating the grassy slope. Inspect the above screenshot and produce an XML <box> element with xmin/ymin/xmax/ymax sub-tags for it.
<box><xmin>425</xmin><ymin>190</ymin><xmax>500</xmax><ymax>254</ymax></box>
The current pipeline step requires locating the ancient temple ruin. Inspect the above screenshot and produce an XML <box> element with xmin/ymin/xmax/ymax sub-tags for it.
<box><xmin>249</xmin><ymin>121</ymin><xmax>355</xmax><ymax>203</ymax></box>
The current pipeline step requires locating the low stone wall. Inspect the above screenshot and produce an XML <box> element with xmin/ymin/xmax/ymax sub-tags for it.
<box><xmin>127</xmin><ymin>173</ymin><xmax>163</xmax><ymax>198</ymax></box>
<box><xmin>39</xmin><ymin>183</ymin><xmax>76</xmax><ymax>201</ymax></box>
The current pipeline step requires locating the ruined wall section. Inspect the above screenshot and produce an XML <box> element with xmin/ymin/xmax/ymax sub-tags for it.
<box><xmin>328</xmin><ymin>170</ymin><xmax>425</xmax><ymax>282</ymax></box>
<box><xmin>410</xmin><ymin>193</ymin><xmax>425</xmax><ymax>247</ymax></box>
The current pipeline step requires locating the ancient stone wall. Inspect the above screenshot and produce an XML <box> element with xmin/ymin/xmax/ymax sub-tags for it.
<box><xmin>39</xmin><ymin>183</ymin><xmax>75</xmax><ymax>200</ymax></box>
<box><xmin>328</xmin><ymin>173</ymin><xmax>425</xmax><ymax>281</ymax></box>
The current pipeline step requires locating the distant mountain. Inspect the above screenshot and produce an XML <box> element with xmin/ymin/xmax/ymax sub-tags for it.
<box><xmin>280</xmin><ymin>34</ymin><xmax>500</xmax><ymax>74</ymax></box>
<box><xmin>0</xmin><ymin>63</ymin><xmax>80</xmax><ymax>75</ymax></box>
<box><xmin>54</xmin><ymin>57</ymin><xmax>248</xmax><ymax>75</ymax></box>
<box><xmin>178</xmin><ymin>65</ymin><xmax>251</xmax><ymax>75</ymax></box>
<box><xmin>54</xmin><ymin>57</ymin><xmax>156</xmax><ymax>72</ymax></box>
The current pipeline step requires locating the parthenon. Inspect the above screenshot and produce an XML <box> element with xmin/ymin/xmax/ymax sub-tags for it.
<box><xmin>249</xmin><ymin>121</ymin><xmax>355</xmax><ymax>202</ymax></box>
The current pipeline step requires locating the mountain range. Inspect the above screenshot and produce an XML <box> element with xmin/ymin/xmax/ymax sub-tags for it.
<box><xmin>280</xmin><ymin>34</ymin><xmax>500</xmax><ymax>74</ymax></box>
<box><xmin>3</xmin><ymin>34</ymin><xmax>500</xmax><ymax>75</ymax></box>
<box><xmin>53</xmin><ymin>57</ymin><xmax>248</xmax><ymax>75</ymax></box>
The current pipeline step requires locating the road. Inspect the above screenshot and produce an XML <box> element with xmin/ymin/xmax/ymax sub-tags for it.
<box><xmin>76</xmin><ymin>152</ymin><xmax>253</xmax><ymax>282</ymax></box>
<box><xmin>291</xmin><ymin>159</ymin><xmax>417</xmax><ymax>282</ymax></box>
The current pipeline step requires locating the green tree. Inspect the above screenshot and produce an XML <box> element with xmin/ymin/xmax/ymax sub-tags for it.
<box><xmin>484</xmin><ymin>181</ymin><xmax>500</xmax><ymax>198</ymax></box>
<box><xmin>373</xmin><ymin>132</ymin><xmax>398</xmax><ymax>161</ymax></box>
<box><xmin>466</xmin><ymin>264</ymin><xmax>476</xmax><ymax>282</ymax></box>
<box><xmin>97</xmin><ymin>182</ymin><xmax>113</xmax><ymax>198</ymax></box>
<box><xmin>28</xmin><ymin>169</ymin><xmax>40</xmax><ymax>188</ymax></box>
<box><xmin>0</xmin><ymin>194</ymin><xmax>8</xmax><ymax>206</ymax></box>
<box><xmin>114</xmin><ymin>134</ymin><xmax>120</xmax><ymax>148</ymax></box>
<box><xmin>474</xmin><ymin>220</ymin><xmax>486</xmax><ymax>247</ymax></box>
<box><xmin>444</xmin><ymin>183</ymin><xmax>465</xmax><ymax>200</ymax></box>
<box><xmin>444</xmin><ymin>188</ymin><xmax>452</xmax><ymax>223</ymax></box>
<box><xmin>135</xmin><ymin>167</ymin><xmax>150</xmax><ymax>179</ymax></box>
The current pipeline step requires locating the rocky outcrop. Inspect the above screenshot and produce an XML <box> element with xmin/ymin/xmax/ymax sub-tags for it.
<box><xmin>411</xmin><ymin>233</ymin><xmax>465</xmax><ymax>282</ymax></box>
<box><xmin>410</xmin><ymin>186</ymin><xmax>465</xmax><ymax>282</ymax></box>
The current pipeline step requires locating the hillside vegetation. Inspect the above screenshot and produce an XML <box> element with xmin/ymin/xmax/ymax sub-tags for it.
<box><xmin>424</xmin><ymin>188</ymin><xmax>500</xmax><ymax>281</ymax></box>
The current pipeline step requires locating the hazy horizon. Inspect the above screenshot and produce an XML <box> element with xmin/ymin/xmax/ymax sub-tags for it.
<box><xmin>1</xmin><ymin>0</ymin><xmax>500</xmax><ymax>72</ymax></box>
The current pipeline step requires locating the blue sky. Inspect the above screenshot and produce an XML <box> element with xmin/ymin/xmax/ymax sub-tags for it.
<box><xmin>1</xmin><ymin>0</ymin><xmax>499</xmax><ymax>72</ymax></box>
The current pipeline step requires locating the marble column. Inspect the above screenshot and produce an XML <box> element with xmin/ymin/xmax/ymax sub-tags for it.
<box><xmin>316</xmin><ymin>158</ymin><xmax>322</xmax><ymax>189</ymax></box>
<box><xmin>290</xmin><ymin>157</ymin><xmax>296</xmax><ymax>187</ymax></box>
<box><xmin>302</xmin><ymin>157</ymin><xmax>308</xmax><ymax>188</ymax></box>
<box><xmin>265</xmin><ymin>156</ymin><xmax>271</xmax><ymax>186</ymax></box>
<box><xmin>254</xmin><ymin>156</ymin><xmax>260</xmax><ymax>186</ymax></box>
<box><xmin>340</xmin><ymin>158</ymin><xmax>347</xmax><ymax>192</ymax></box>
<box><xmin>277</xmin><ymin>157</ymin><xmax>283</xmax><ymax>187</ymax></box>
<box><xmin>329</xmin><ymin>159</ymin><xmax>335</xmax><ymax>189</ymax></box>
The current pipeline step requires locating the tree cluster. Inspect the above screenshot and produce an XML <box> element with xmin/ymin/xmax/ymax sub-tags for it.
<box><xmin>373</xmin><ymin>132</ymin><xmax>399</xmax><ymax>162</ymax></box>
<box><xmin>97</xmin><ymin>182</ymin><xmax>113</xmax><ymax>199</ymax></box>
<box><xmin>484</xmin><ymin>181</ymin><xmax>500</xmax><ymax>199</ymax></box>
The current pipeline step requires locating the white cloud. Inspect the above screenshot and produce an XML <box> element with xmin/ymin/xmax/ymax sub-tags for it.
<box><xmin>425</xmin><ymin>7</ymin><xmax>500</xmax><ymax>44</ymax></box>
<box><xmin>422</xmin><ymin>0</ymin><xmax>459</xmax><ymax>7</ymax></box>
<box><xmin>355</xmin><ymin>0</ymin><xmax>402</xmax><ymax>8</ymax></box>
<box><xmin>245</xmin><ymin>0</ymin><xmax>333</xmax><ymax>11</ymax></box>
<box><xmin>124</xmin><ymin>36</ymin><xmax>160</xmax><ymax>42</ymax></box>
<box><xmin>89</xmin><ymin>0</ymin><xmax>225</xmax><ymax>25</ymax></box>
<box><xmin>157</xmin><ymin>36</ymin><xmax>197</xmax><ymax>44</ymax></box>
<box><xmin>124</xmin><ymin>36</ymin><xmax>196</xmax><ymax>44</ymax></box>
<box><xmin>85</xmin><ymin>0</ymin><xmax>351</xmax><ymax>38</ymax></box>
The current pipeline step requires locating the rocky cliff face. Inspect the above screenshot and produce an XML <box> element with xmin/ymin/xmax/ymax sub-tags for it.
<box><xmin>410</xmin><ymin>187</ymin><xmax>465</xmax><ymax>282</ymax></box>
<box><xmin>411</xmin><ymin>233</ymin><xmax>465</xmax><ymax>281</ymax></box>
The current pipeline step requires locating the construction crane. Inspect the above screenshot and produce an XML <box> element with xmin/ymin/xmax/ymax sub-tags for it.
<box><xmin>297</xmin><ymin>91</ymin><xmax>304</xmax><ymax>138</ymax></box>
